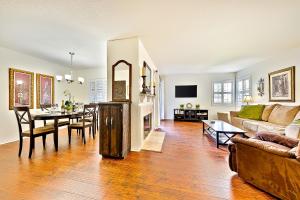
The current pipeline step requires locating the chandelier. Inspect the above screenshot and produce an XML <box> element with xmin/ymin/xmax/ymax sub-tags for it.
<box><xmin>56</xmin><ymin>52</ymin><xmax>85</xmax><ymax>84</ymax></box>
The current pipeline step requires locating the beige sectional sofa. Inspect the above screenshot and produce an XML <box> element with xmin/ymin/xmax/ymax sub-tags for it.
<box><xmin>230</xmin><ymin>104</ymin><xmax>300</xmax><ymax>138</ymax></box>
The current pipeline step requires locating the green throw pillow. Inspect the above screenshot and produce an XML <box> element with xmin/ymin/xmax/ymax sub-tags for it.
<box><xmin>238</xmin><ymin>105</ymin><xmax>265</xmax><ymax>120</ymax></box>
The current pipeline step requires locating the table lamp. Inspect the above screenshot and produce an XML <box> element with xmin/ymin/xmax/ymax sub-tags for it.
<box><xmin>243</xmin><ymin>95</ymin><xmax>253</xmax><ymax>105</ymax></box>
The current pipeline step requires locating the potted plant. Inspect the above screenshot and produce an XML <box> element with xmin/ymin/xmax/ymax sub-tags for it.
<box><xmin>179</xmin><ymin>104</ymin><xmax>184</xmax><ymax>109</ymax></box>
<box><xmin>63</xmin><ymin>90</ymin><xmax>73</xmax><ymax>112</ymax></box>
<box><xmin>195</xmin><ymin>104</ymin><xmax>200</xmax><ymax>109</ymax></box>
<box><xmin>65</xmin><ymin>100</ymin><xmax>73</xmax><ymax>112</ymax></box>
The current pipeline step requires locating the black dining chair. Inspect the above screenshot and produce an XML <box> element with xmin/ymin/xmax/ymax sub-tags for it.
<box><xmin>68</xmin><ymin>104</ymin><xmax>96</xmax><ymax>144</ymax></box>
<box><xmin>40</xmin><ymin>104</ymin><xmax>70</xmax><ymax>127</ymax></box>
<box><xmin>14</xmin><ymin>106</ymin><xmax>56</xmax><ymax>158</ymax></box>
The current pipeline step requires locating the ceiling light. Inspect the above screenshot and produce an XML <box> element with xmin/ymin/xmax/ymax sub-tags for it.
<box><xmin>78</xmin><ymin>77</ymin><xmax>85</xmax><ymax>84</ymax></box>
<box><xmin>56</xmin><ymin>75</ymin><xmax>63</xmax><ymax>82</ymax></box>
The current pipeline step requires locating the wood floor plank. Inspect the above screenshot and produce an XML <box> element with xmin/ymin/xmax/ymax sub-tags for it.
<box><xmin>0</xmin><ymin>120</ymin><xmax>274</xmax><ymax>199</ymax></box>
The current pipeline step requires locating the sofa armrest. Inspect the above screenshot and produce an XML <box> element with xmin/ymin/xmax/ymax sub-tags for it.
<box><xmin>230</xmin><ymin>111</ymin><xmax>239</xmax><ymax>118</ymax></box>
<box><xmin>231</xmin><ymin>137</ymin><xmax>295</xmax><ymax>158</ymax></box>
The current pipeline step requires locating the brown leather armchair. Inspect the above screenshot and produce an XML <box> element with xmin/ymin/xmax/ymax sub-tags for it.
<box><xmin>229</xmin><ymin>132</ymin><xmax>300</xmax><ymax>200</ymax></box>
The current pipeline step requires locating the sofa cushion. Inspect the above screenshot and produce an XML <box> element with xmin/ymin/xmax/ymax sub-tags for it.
<box><xmin>285</xmin><ymin>117</ymin><xmax>300</xmax><ymax>139</ymax></box>
<box><xmin>268</xmin><ymin>105</ymin><xmax>300</xmax><ymax>126</ymax></box>
<box><xmin>242</xmin><ymin>119</ymin><xmax>285</xmax><ymax>135</ymax></box>
<box><xmin>231</xmin><ymin>117</ymin><xmax>245</xmax><ymax>129</ymax></box>
<box><xmin>237</xmin><ymin>105</ymin><xmax>265</xmax><ymax>120</ymax></box>
<box><xmin>261</xmin><ymin>104</ymin><xmax>277</xmax><ymax>121</ymax></box>
<box><xmin>242</xmin><ymin>120</ymin><xmax>259</xmax><ymax>132</ymax></box>
<box><xmin>285</xmin><ymin>124</ymin><xmax>300</xmax><ymax>139</ymax></box>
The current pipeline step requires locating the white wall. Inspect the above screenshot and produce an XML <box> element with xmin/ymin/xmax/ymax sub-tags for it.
<box><xmin>163</xmin><ymin>73</ymin><xmax>236</xmax><ymax>120</ymax></box>
<box><xmin>237</xmin><ymin>47</ymin><xmax>300</xmax><ymax>105</ymax></box>
<box><xmin>0</xmin><ymin>46</ymin><xmax>74</xmax><ymax>144</ymax></box>
<box><xmin>107</xmin><ymin>37</ymin><xmax>160</xmax><ymax>151</ymax></box>
<box><xmin>71</xmin><ymin>67</ymin><xmax>107</xmax><ymax>103</ymax></box>
<box><xmin>138</xmin><ymin>40</ymin><xmax>160</xmax><ymax>127</ymax></box>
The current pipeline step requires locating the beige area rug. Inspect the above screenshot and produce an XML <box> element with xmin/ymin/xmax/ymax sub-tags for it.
<box><xmin>142</xmin><ymin>131</ymin><xmax>166</xmax><ymax>152</ymax></box>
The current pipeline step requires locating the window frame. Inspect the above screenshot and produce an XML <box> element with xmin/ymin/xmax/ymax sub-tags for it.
<box><xmin>236</xmin><ymin>76</ymin><xmax>252</xmax><ymax>105</ymax></box>
<box><xmin>212</xmin><ymin>79</ymin><xmax>235</xmax><ymax>106</ymax></box>
<box><xmin>88</xmin><ymin>78</ymin><xmax>107</xmax><ymax>103</ymax></box>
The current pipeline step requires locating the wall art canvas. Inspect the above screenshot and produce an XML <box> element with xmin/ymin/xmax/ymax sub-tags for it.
<box><xmin>9</xmin><ymin>68</ymin><xmax>34</xmax><ymax>110</ymax></box>
<box><xmin>36</xmin><ymin>73</ymin><xmax>55</xmax><ymax>108</ymax></box>
<box><xmin>269</xmin><ymin>66</ymin><xmax>295</xmax><ymax>102</ymax></box>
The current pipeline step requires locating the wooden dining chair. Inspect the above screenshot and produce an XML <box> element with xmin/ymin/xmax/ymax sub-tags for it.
<box><xmin>68</xmin><ymin>104</ymin><xmax>96</xmax><ymax>144</ymax></box>
<box><xmin>14</xmin><ymin>106</ymin><xmax>56</xmax><ymax>158</ymax></box>
<box><xmin>90</xmin><ymin>103</ymin><xmax>99</xmax><ymax>131</ymax></box>
<box><xmin>79</xmin><ymin>103</ymin><xmax>98</xmax><ymax>133</ymax></box>
<box><xmin>40</xmin><ymin>104</ymin><xmax>70</xmax><ymax>127</ymax></box>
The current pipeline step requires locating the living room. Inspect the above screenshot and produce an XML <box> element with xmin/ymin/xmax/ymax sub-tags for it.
<box><xmin>0</xmin><ymin>1</ymin><xmax>300</xmax><ymax>199</ymax></box>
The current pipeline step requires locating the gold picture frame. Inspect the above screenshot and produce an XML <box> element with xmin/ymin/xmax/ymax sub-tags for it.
<box><xmin>9</xmin><ymin>68</ymin><xmax>34</xmax><ymax>110</ymax></box>
<box><xmin>36</xmin><ymin>73</ymin><xmax>55</xmax><ymax>108</ymax></box>
<box><xmin>268</xmin><ymin>66</ymin><xmax>295</xmax><ymax>102</ymax></box>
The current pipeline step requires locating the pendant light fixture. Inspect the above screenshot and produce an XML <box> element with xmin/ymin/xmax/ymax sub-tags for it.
<box><xmin>56</xmin><ymin>52</ymin><xmax>85</xmax><ymax>85</ymax></box>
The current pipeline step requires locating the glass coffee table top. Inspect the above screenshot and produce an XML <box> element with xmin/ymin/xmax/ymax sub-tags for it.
<box><xmin>202</xmin><ymin>120</ymin><xmax>246</xmax><ymax>133</ymax></box>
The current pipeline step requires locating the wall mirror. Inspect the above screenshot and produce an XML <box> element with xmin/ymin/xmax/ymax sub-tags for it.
<box><xmin>112</xmin><ymin>60</ymin><xmax>132</xmax><ymax>101</ymax></box>
<box><xmin>143</xmin><ymin>61</ymin><xmax>152</xmax><ymax>88</ymax></box>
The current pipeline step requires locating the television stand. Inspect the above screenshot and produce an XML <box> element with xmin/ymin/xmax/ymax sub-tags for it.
<box><xmin>174</xmin><ymin>109</ymin><xmax>208</xmax><ymax>122</ymax></box>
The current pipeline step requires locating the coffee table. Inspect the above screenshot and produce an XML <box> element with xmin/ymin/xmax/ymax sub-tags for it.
<box><xmin>202</xmin><ymin>120</ymin><xmax>246</xmax><ymax>148</ymax></box>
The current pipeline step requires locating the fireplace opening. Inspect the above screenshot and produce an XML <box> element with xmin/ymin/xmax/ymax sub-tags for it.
<box><xmin>144</xmin><ymin>113</ymin><xmax>152</xmax><ymax>139</ymax></box>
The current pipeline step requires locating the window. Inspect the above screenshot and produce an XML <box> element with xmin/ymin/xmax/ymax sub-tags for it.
<box><xmin>89</xmin><ymin>78</ymin><xmax>107</xmax><ymax>103</ymax></box>
<box><xmin>212</xmin><ymin>80</ymin><xmax>234</xmax><ymax>105</ymax></box>
<box><xmin>236</xmin><ymin>77</ymin><xmax>251</xmax><ymax>104</ymax></box>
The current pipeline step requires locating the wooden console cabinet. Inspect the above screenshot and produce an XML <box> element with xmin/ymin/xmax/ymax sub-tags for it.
<box><xmin>99</xmin><ymin>102</ymin><xmax>130</xmax><ymax>159</ymax></box>
<box><xmin>174</xmin><ymin>109</ymin><xmax>208</xmax><ymax>122</ymax></box>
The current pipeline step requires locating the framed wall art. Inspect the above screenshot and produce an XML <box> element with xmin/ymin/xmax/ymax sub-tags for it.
<box><xmin>36</xmin><ymin>73</ymin><xmax>55</xmax><ymax>108</ymax></box>
<box><xmin>9</xmin><ymin>68</ymin><xmax>34</xmax><ymax>110</ymax></box>
<box><xmin>269</xmin><ymin>66</ymin><xmax>295</xmax><ymax>102</ymax></box>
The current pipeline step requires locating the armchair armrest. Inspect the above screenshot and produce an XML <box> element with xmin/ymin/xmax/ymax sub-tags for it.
<box><xmin>231</xmin><ymin>137</ymin><xmax>295</xmax><ymax>158</ymax></box>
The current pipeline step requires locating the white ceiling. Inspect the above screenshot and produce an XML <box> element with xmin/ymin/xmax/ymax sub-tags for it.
<box><xmin>1</xmin><ymin>0</ymin><xmax>300</xmax><ymax>74</ymax></box>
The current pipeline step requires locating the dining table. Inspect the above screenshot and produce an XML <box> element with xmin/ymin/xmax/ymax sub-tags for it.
<box><xmin>31</xmin><ymin>111</ymin><xmax>83</xmax><ymax>151</ymax></box>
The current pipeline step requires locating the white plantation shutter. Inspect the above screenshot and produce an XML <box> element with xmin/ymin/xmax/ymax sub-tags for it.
<box><xmin>236</xmin><ymin>77</ymin><xmax>251</xmax><ymax>105</ymax></box>
<box><xmin>89</xmin><ymin>78</ymin><xmax>107</xmax><ymax>103</ymax></box>
<box><xmin>212</xmin><ymin>80</ymin><xmax>234</xmax><ymax>105</ymax></box>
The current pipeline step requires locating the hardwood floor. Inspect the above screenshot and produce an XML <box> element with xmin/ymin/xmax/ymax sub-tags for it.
<box><xmin>0</xmin><ymin>120</ymin><xmax>274</xmax><ymax>200</ymax></box>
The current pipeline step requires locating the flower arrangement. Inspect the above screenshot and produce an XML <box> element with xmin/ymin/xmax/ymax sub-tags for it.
<box><xmin>63</xmin><ymin>90</ymin><xmax>73</xmax><ymax>112</ymax></box>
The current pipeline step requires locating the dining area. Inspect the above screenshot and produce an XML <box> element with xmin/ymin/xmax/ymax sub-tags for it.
<box><xmin>14</xmin><ymin>103</ymin><xmax>98</xmax><ymax>158</ymax></box>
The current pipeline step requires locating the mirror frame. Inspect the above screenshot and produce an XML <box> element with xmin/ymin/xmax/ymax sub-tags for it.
<box><xmin>112</xmin><ymin>60</ymin><xmax>132</xmax><ymax>102</ymax></box>
<box><xmin>143</xmin><ymin>61</ymin><xmax>152</xmax><ymax>88</ymax></box>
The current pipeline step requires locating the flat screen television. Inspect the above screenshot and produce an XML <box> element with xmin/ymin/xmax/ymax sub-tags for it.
<box><xmin>175</xmin><ymin>85</ymin><xmax>197</xmax><ymax>98</ymax></box>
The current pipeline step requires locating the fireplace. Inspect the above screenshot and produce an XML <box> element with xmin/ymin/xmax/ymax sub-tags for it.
<box><xmin>144</xmin><ymin>113</ymin><xmax>152</xmax><ymax>139</ymax></box>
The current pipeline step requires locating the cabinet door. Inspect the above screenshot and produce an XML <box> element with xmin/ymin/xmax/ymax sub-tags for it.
<box><xmin>99</xmin><ymin>105</ymin><xmax>110</xmax><ymax>155</ymax></box>
<box><xmin>110</xmin><ymin>105</ymin><xmax>122</xmax><ymax>157</ymax></box>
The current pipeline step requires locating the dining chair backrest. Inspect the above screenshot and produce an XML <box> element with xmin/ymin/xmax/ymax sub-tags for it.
<box><xmin>14</xmin><ymin>107</ymin><xmax>33</xmax><ymax>136</ymax></box>
<box><xmin>83</xmin><ymin>104</ymin><xmax>96</xmax><ymax>124</ymax></box>
<box><xmin>89</xmin><ymin>103</ymin><xmax>99</xmax><ymax>111</ymax></box>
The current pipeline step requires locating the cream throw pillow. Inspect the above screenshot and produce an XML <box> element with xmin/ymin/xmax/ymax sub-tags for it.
<box><xmin>261</xmin><ymin>104</ymin><xmax>277</xmax><ymax>121</ymax></box>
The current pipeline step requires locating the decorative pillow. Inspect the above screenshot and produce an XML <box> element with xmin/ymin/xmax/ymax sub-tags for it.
<box><xmin>268</xmin><ymin>105</ymin><xmax>300</xmax><ymax>126</ymax></box>
<box><xmin>255</xmin><ymin>131</ymin><xmax>299</xmax><ymax>148</ymax></box>
<box><xmin>261</xmin><ymin>104</ymin><xmax>277</xmax><ymax>121</ymax></box>
<box><xmin>237</xmin><ymin>105</ymin><xmax>265</xmax><ymax>120</ymax></box>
